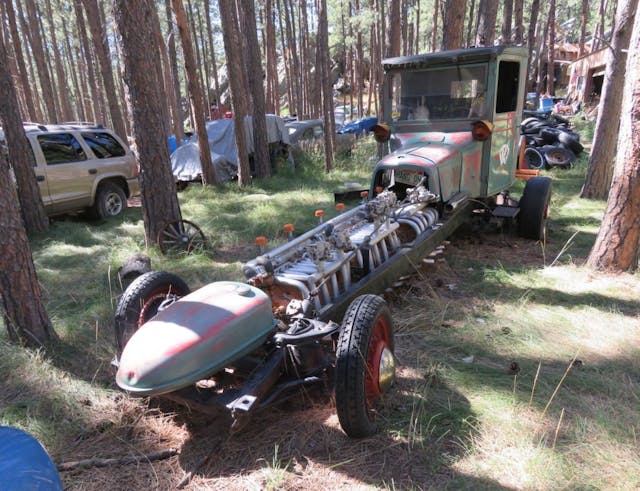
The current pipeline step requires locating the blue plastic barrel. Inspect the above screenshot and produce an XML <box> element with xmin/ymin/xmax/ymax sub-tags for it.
<box><xmin>539</xmin><ymin>98</ymin><xmax>554</xmax><ymax>112</ymax></box>
<box><xmin>0</xmin><ymin>427</ymin><xmax>63</xmax><ymax>490</ymax></box>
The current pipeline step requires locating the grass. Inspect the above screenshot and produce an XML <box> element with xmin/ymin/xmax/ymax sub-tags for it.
<box><xmin>2</xmin><ymin>128</ymin><xmax>640</xmax><ymax>490</ymax></box>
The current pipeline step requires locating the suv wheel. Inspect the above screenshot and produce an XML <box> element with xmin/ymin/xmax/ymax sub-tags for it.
<box><xmin>94</xmin><ymin>182</ymin><xmax>127</xmax><ymax>218</ymax></box>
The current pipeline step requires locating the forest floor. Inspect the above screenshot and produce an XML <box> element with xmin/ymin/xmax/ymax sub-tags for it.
<box><xmin>2</xmin><ymin>129</ymin><xmax>640</xmax><ymax>490</ymax></box>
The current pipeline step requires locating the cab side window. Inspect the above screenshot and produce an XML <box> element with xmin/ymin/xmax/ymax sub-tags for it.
<box><xmin>496</xmin><ymin>61</ymin><xmax>520</xmax><ymax>113</ymax></box>
<box><xmin>81</xmin><ymin>132</ymin><xmax>126</xmax><ymax>159</ymax></box>
<box><xmin>37</xmin><ymin>133</ymin><xmax>86</xmax><ymax>165</ymax></box>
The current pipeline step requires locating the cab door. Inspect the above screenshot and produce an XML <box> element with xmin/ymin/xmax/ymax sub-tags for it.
<box><xmin>486</xmin><ymin>59</ymin><xmax>526</xmax><ymax>195</ymax></box>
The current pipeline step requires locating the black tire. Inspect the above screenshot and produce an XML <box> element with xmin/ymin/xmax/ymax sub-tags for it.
<box><xmin>335</xmin><ymin>295</ymin><xmax>395</xmax><ymax>438</ymax></box>
<box><xmin>93</xmin><ymin>182</ymin><xmax>127</xmax><ymax>219</ymax></box>
<box><xmin>518</xmin><ymin>176</ymin><xmax>552</xmax><ymax>240</ymax></box>
<box><xmin>557</xmin><ymin>131</ymin><xmax>584</xmax><ymax>155</ymax></box>
<box><xmin>539</xmin><ymin>127</ymin><xmax>560</xmax><ymax>144</ymax></box>
<box><xmin>114</xmin><ymin>271</ymin><xmax>190</xmax><ymax>357</ymax></box>
<box><xmin>523</xmin><ymin>147</ymin><xmax>546</xmax><ymax>170</ymax></box>
<box><xmin>541</xmin><ymin>145</ymin><xmax>575</xmax><ymax>167</ymax></box>
<box><xmin>521</xmin><ymin>117</ymin><xmax>544</xmax><ymax>128</ymax></box>
<box><xmin>522</xmin><ymin>121</ymin><xmax>551</xmax><ymax>134</ymax></box>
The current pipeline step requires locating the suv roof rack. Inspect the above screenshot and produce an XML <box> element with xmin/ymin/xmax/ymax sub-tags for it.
<box><xmin>23</xmin><ymin>122</ymin><xmax>48</xmax><ymax>131</ymax></box>
<box><xmin>60</xmin><ymin>121</ymin><xmax>105</xmax><ymax>129</ymax></box>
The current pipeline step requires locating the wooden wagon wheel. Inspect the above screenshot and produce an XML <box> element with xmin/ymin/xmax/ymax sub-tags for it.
<box><xmin>157</xmin><ymin>219</ymin><xmax>207</xmax><ymax>255</ymax></box>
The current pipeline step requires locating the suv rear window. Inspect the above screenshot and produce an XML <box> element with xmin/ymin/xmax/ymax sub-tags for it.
<box><xmin>37</xmin><ymin>133</ymin><xmax>87</xmax><ymax>165</ymax></box>
<box><xmin>81</xmin><ymin>132</ymin><xmax>126</xmax><ymax>159</ymax></box>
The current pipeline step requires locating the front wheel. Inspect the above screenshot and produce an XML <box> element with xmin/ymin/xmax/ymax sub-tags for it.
<box><xmin>518</xmin><ymin>176</ymin><xmax>552</xmax><ymax>241</ymax></box>
<box><xmin>335</xmin><ymin>295</ymin><xmax>395</xmax><ymax>438</ymax></box>
<box><xmin>114</xmin><ymin>271</ymin><xmax>190</xmax><ymax>358</ymax></box>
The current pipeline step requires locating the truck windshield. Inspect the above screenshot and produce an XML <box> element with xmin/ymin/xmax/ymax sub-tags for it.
<box><xmin>390</xmin><ymin>64</ymin><xmax>488</xmax><ymax>122</ymax></box>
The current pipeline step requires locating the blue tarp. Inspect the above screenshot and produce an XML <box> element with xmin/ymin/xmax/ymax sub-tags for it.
<box><xmin>337</xmin><ymin>116</ymin><xmax>378</xmax><ymax>135</ymax></box>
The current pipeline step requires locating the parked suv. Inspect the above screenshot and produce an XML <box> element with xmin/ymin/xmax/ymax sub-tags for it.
<box><xmin>1</xmin><ymin>123</ymin><xmax>139</xmax><ymax>219</ymax></box>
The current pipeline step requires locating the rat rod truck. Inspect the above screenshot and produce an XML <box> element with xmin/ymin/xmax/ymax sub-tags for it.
<box><xmin>114</xmin><ymin>46</ymin><xmax>550</xmax><ymax>438</ymax></box>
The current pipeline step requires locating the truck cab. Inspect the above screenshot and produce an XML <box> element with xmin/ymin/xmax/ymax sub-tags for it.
<box><xmin>371</xmin><ymin>46</ymin><xmax>530</xmax><ymax>209</ymax></box>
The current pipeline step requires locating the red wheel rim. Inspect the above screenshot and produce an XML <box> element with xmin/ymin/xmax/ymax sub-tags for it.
<box><xmin>136</xmin><ymin>287</ymin><xmax>184</xmax><ymax>327</ymax></box>
<box><xmin>364</xmin><ymin>315</ymin><xmax>392</xmax><ymax>409</ymax></box>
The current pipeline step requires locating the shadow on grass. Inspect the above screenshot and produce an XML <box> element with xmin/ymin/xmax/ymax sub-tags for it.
<box><xmin>172</xmin><ymin>373</ymin><xmax>514</xmax><ymax>490</ymax></box>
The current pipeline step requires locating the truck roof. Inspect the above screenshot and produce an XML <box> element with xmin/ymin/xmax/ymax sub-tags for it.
<box><xmin>383</xmin><ymin>45</ymin><xmax>528</xmax><ymax>71</ymax></box>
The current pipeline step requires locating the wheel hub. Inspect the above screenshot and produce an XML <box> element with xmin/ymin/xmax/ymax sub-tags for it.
<box><xmin>377</xmin><ymin>346</ymin><xmax>395</xmax><ymax>393</ymax></box>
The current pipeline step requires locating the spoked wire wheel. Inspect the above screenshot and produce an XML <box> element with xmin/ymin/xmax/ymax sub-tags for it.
<box><xmin>157</xmin><ymin>219</ymin><xmax>207</xmax><ymax>255</ymax></box>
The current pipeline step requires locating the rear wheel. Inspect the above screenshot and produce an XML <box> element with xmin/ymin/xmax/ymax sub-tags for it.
<box><xmin>93</xmin><ymin>182</ymin><xmax>127</xmax><ymax>218</ymax></box>
<box><xmin>518</xmin><ymin>177</ymin><xmax>552</xmax><ymax>240</ymax></box>
<box><xmin>114</xmin><ymin>271</ymin><xmax>190</xmax><ymax>357</ymax></box>
<box><xmin>335</xmin><ymin>295</ymin><xmax>395</xmax><ymax>438</ymax></box>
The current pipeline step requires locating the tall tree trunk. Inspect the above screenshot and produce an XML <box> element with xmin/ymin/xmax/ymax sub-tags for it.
<box><xmin>591</xmin><ymin>0</ymin><xmax>609</xmax><ymax>53</ymax></box>
<box><xmin>45</xmin><ymin>0</ymin><xmax>73</xmax><ymax>121</ymax></box>
<box><xmin>545</xmin><ymin>0</ymin><xmax>555</xmax><ymax>95</ymax></box>
<box><xmin>442</xmin><ymin>0</ymin><xmax>466</xmax><ymax>50</ymax></box>
<box><xmin>219</xmin><ymin>0</ymin><xmax>251</xmax><ymax>186</ymax></box>
<box><xmin>62</xmin><ymin>17</ymin><xmax>84</xmax><ymax>122</ymax></box>
<box><xmin>501</xmin><ymin>0</ymin><xmax>513</xmax><ymax>43</ymax></box>
<box><xmin>0</xmin><ymin>153</ymin><xmax>55</xmax><ymax>346</ymax></box>
<box><xmin>476</xmin><ymin>0</ymin><xmax>499</xmax><ymax>46</ymax></box>
<box><xmin>587</xmin><ymin>9</ymin><xmax>640</xmax><ymax>272</ymax></box>
<box><xmin>82</xmin><ymin>0</ymin><xmax>127</xmax><ymax>138</ymax></box>
<box><xmin>535</xmin><ymin>12</ymin><xmax>549</xmax><ymax>94</ymax></box>
<box><xmin>0</xmin><ymin>33</ymin><xmax>49</xmax><ymax>234</ymax></box>
<box><xmin>74</xmin><ymin>0</ymin><xmax>103</xmax><ymax>124</ymax></box>
<box><xmin>172</xmin><ymin>0</ymin><xmax>219</xmax><ymax>185</ymax></box>
<box><xmin>3</xmin><ymin>0</ymin><xmax>37</xmax><ymax>121</ymax></box>
<box><xmin>432</xmin><ymin>0</ymin><xmax>439</xmax><ymax>50</ymax></box>
<box><xmin>0</xmin><ymin>34</ymin><xmax>54</xmax><ymax>346</ymax></box>
<box><xmin>386</xmin><ymin>0</ymin><xmax>401</xmax><ymax>57</ymax></box>
<box><xmin>317</xmin><ymin>0</ymin><xmax>334</xmax><ymax>171</ymax></box>
<box><xmin>204</xmin><ymin>1</ymin><xmax>221</xmax><ymax>116</ymax></box>
<box><xmin>240</xmin><ymin>0</ymin><xmax>271</xmax><ymax>178</ymax></box>
<box><xmin>513</xmin><ymin>0</ymin><xmax>523</xmax><ymax>44</ymax></box>
<box><xmin>468</xmin><ymin>0</ymin><xmax>477</xmax><ymax>46</ymax></box>
<box><xmin>579</xmin><ymin>0</ymin><xmax>589</xmax><ymax>57</ymax></box>
<box><xmin>264</xmin><ymin>0</ymin><xmax>279</xmax><ymax>114</ymax></box>
<box><xmin>24</xmin><ymin>0</ymin><xmax>59</xmax><ymax>122</ymax></box>
<box><xmin>527</xmin><ymin>0</ymin><xmax>541</xmax><ymax>84</ymax></box>
<box><xmin>165</xmin><ymin>0</ymin><xmax>185</xmax><ymax>143</ymax></box>
<box><xmin>581</xmin><ymin>0</ymin><xmax>638</xmax><ymax>199</ymax></box>
<box><xmin>114</xmin><ymin>0</ymin><xmax>183</xmax><ymax>246</ymax></box>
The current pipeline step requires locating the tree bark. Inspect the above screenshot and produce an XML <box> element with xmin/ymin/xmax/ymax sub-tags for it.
<box><xmin>545</xmin><ymin>0</ymin><xmax>555</xmax><ymax>95</ymax></box>
<box><xmin>581</xmin><ymin>0</ymin><xmax>639</xmax><ymax>199</ymax></box>
<box><xmin>204</xmin><ymin>1</ymin><xmax>221</xmax><ymax>117</ymax></box>
<box><xmin>0</xmin><ymin>149</ymin><xmax>55</xmax><ymax>346</ymax></box>
<box><xmin>165</xmin><ymin>0</ymin><xmax>185</xmax><ymax>143</ymax></box>
<box><xmin>114</xmin><ymin>0</ymin><xmax>182</xmax><ymax>246</ymax></box>
<box><xmin>587</xmin><ymin>9</ymin><xmax>640</xmax><ymax>272</ymax></box>
<box><xmin>513</xmin><ymin>0</ymin><xmax>524</xmax><ymax>44</ymax></box>
<box><xmin>317</xmin><ymin>0</ymin><xmax>335</xmax><ymax>171</ymax></box>
<box><xmin>442</xmin><ymin>0</ymin><xmax>466</xmax><ymax>50</ymax></box>
<box><xmin>45</xmin><ymin>0</ymin><xmax>73</xmax><ymax>121</ymax></box>
<box><xmin>264</xmin><ymin>0</ymin><xmax>279</xmax><ymax>114</ymax></box>
<box><xmin>579</xmin><ymin>0</ymin><xmax>588</xmax><ymax>57</ymax></box>
<box><xmin>23</xmin><ymin>0</ymin><xmax>59</xmax><ymax>122</ymax></box>
<box><xmin>476</xmin><ymin>0</ymin><xmax>499</xmax><ymax>46</ymax></box>
<box><xmin>0</xmin><ymin>31</ymin><xmax>49</xmax><ymax>234</ymax></box>
<box><xmin>82</xmin><ymin>0</ymin><xmax>127</xmax><ymax>138</ymax></box>
<box><xmin>2</xmin><ymin>0</ymin><xmax>38</xmax><ymax>121</ymax></box>
<box><xmin>240</xmin><ymin>0</ymin><xmax>271</xmax><ymax>179</ymax></box>
<box><xmin>386</xmin><ymin>0</ymin><xmax>401</xmax><ymax>57</ymax></box>
<box><xmin>0</xmin><ymin>34</ymin><xmax>54</xmax><ymax>344</ymax></box>
<box><xmin>526</xmin><ymin>0</ymin><xmax>541</xmax><ymax>82</ymax></box>
<box><xmin>172</xmin><ymin>0</ymin><xmax>219</xmax><ymax>185</ymax></box>
<box><xmin>219</xmin><ymin>0</ymin><xmax>251</xmax><ymax>186</ymax></box>
<box><xmin>501</xmin><ymin>0</ymin><xmax>513</xmax><ymax>43</ymax></box>
<box><xmin>74</xmin><ymin>0</ymin><xmax>102</xmax><ymax>124</ymax></box>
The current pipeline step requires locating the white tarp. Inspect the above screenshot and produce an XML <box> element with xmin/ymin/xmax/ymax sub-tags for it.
<box><xmin>170</xmin><ymin>115</ymin><xmax>290</xmax><ymax>182</ymax></box>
